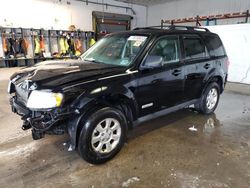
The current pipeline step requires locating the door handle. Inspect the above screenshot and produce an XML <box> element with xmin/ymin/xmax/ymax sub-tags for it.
<box><xmin>152</xmin><ymin>79</ymin><xmax>162</xmax><ymax>84</ymax></box>
<box><xmin>204</xmin><ymin>63</ymin><xmax>211</xmax><ymax>69</ymax></box>
<box><xmin>172</xmin><ymin>69</ymin><xmax>181</xmax><ymax>76</ymax></box>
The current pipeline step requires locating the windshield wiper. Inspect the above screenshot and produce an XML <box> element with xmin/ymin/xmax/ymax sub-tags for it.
<box><xmin>84</xmin><ymin>58</ymin><xmax>104</xmax><ymax>64</ymax></box>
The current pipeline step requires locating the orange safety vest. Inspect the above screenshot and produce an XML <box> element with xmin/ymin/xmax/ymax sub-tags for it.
<box><xmin>3</xmin><ymin>35</ymin><xmax>8</xmax><ymax>53</ymax></box>
<box><xmin>40</xmin><ymin>36</ymin><xmax>45</xmax><ymax>52</ymax></box>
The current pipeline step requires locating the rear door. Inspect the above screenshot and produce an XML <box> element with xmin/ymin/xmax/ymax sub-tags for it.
<box><xmin>181</xmin><ymin>34</ymin><xmax>212</xmax><ymax>101</ymax></box>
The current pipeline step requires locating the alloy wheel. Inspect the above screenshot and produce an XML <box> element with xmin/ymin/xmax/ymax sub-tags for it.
<box><xmin>91</xmin><ymin>118</ymin><xmax>121</xmax><ymax>154</ymax></box>
<box><xmin>206</xmin><ymin>88</ymin><xmax>218</xmax><ymax>110</ymax></box>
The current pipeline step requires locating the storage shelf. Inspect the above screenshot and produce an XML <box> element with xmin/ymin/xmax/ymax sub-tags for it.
<box><xmin>0</xmin><ymin>27</ymin><xmax>95</xmax><ymax>67</ymax></box>
<box><xmin>161</xmin><ymin>10</ymin><xmax>250</xmax><ymax>26</ymax></box>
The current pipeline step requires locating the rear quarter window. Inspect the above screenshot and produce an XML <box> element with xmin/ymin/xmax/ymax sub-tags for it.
<box><xmin>203</xmin><ymin>35</ymin><xmax>226</xmax><ymax>57</ymax></box>
<box><xmin>183</xmin><ymin>35</ymin><xmax>207</xmax><ymax>60</ymax></box>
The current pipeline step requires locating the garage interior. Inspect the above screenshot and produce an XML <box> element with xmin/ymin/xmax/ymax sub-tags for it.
<box><xmin>0</xmin><ymin>0</ymin><xmax>250</xmax><ymax>187</ymax></box>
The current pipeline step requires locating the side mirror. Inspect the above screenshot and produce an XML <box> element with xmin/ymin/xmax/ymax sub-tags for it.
<box><xmin>142</xmin><ymin>55</ymin><xmax>163</xmax><ymax>68</ymax></box>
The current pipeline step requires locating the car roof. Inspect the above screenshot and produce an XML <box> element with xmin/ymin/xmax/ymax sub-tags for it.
<box><xmin>109</xmin><ymin>25</ymin><xmax>218</xmax><ymax>37</ymax></box>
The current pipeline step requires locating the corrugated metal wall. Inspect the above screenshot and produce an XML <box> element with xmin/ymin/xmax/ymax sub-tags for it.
<box><xmin>147</xmin><ymin>0</ymin><xmax>250</xmax><ymax>26</ymax></box>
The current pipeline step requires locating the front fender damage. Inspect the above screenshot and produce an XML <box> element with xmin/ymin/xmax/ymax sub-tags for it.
<box><xmin>67</xmin><ymin>114</ymin><xmax>83</xmax><ymax>151</ymax></box>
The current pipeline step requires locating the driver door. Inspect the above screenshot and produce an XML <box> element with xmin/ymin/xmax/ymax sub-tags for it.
<box><xmin>135</xmin><ymin>35</ymin><xmax>185</xmax><ymax>116</ymax></box>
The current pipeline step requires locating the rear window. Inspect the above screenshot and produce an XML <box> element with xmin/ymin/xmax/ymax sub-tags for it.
<box><xmin>183</xmin><ymin>35</ymin><xmax>207</xmax><ymax>60</ymax></box>
<box><xmin>203</xmin><ymin>35</ymin><xmax>226</xmax><ymax>57</ymax></box>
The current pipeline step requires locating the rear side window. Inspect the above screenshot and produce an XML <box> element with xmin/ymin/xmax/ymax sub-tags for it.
<box><xmin>183</xmin><ymin>35</ymin><xmax>207</xmax><ymax>60</ymax></box>
<box><xmin>204</xmin><ymin>35</ymin><xmax>226</xmax><ymax>57</ymax></box>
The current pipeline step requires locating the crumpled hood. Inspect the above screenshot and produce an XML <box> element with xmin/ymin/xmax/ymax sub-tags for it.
<box><xmin>11</xmin><ymin>59</ymin><xmax>126</xmax><ymax>88</ymax></box>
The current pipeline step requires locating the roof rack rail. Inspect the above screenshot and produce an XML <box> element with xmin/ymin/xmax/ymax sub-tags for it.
<box><xmin>168</xmin><ymin>25</ymin><xmax>210</xmax><ymax>32</ymax></box>
<box><xmin>133</xmin><ymin>26</ymin><xmax>162</xmax><ymax>30</ymax></box>
<box><xmin>133</xmin><ymin>25</ymin><xmax>210</xmax><ymax>32</ymax></box>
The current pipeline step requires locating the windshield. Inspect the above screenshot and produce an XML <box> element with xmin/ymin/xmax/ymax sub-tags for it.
<box><xmin>81</xmin><ymin>35</ymin><xmax>148</xmax><ymax>67</ymax></box>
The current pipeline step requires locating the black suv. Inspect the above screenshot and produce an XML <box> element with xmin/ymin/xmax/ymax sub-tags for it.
<box><xmin>9</xmin><ymin>26</ymin><xmax>228</xmax><ymax>164</ymax></box>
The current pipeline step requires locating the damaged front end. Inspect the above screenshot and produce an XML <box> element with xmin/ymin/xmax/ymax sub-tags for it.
<box><xmin>10</xmin><ymin>96</ymin><xmax>74</xmax><ymax>140</ymax></box>
<box><xmin>9</xmin><ymin>79</ymin><xmax>75</xmax><ymax>141</ymax></box>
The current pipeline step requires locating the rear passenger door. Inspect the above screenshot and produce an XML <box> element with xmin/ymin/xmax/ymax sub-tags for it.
<box><xmin>181</xmin><ymin>34</ymin><xmax>212</xmax><ymax>101</ymax></box>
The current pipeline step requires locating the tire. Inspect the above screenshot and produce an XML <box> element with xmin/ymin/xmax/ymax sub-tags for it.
<box><xmin>195</xmin><ymin>82</ymin><xmax>220</xmax><ymax>115</ymax></box>
<box><xmin>77</xmin><ymin>107</ymin><xmax>127</xmax><ymax>164</ymax></box>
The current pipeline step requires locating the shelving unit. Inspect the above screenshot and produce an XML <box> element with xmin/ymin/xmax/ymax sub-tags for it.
<box><xmin>161</xmin><ymin>10</ymin><xmax>250</xmax><ymax>26</ymax></box>
<box><xmin>0</xmin><ymin>27</ymin><xmax>95</xmax><ymax>67</ymax></box>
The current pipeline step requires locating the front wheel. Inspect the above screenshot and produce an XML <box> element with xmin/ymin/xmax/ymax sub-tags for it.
<box><xmin>195</xmin><ymin>82</ymin><xmax>220</xmax><ymax>115</ymax></box>
<box><xmin>77</xmin><ymin>107</ymin><xmax>127</xmax><ymax>164</ymax></box>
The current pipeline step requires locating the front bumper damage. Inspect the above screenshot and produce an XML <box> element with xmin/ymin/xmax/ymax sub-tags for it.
<box><xmin>10</xmin><ymin>96</ymin><xmax>75</xmax><ymax>140</ymax></box>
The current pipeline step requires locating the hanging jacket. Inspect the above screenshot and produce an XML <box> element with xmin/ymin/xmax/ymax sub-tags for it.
<box><xmin>24</xmin><ymin>39</ymin><xmax>29</xmax><ymax>52</ymax></box>
<box><xmin>3</xmin><ymin>36</ymin><xmax>7</xmax><ymax>53</ymax></box>
<box><xmin>34</xmin><ymin>36</ymin><xmax>41</xmax><ymax>54</ymax></box>
<box><xmin>59</xmin><ymin>37</ymin><xmax>69</xmax><ymax>55</ymax></box>
<box><xmin>19</xmin><ymin>38</ymin><xmax>29</xmax><ymax>55</ymax></box>
<box><xmin>59</xmin><ymin>37</ymin><xmax>66</xmax><ymax>54</ymax></box>
<box><xmin>14</xmin><ymin>38</ymin><xmax>20</xmax><ymax>54</ymax></box>
<box><xmin>3</xmin><ymin>36</ymin><xmax>10</xmax><ymax>53</ymax></box>
<box><xmin>90</xmin><ymin>38</ymin><xmax>96</xmax><ymax>47</ymax></box>
<box><xmin>8</xmin><ymin>38</ymin><xmax>16</xmax><ymax>55</ymax></box>
<box><xmin>64</xmin><ymin>38</ymin><xmax>69</xmax><ymax>53</ymax></box>
<box><xmin>40</xmin><ymin>35</ymin><xmax>45</xmax><ymax>52</ymax></box>
<box><xmin>74</xmin><ymin>39</ymin><xmax>82</xmax><ymax>56</ymax></box>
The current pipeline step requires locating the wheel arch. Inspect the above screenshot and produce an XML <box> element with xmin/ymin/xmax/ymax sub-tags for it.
<box><xmin>68</xmin><ymin>90</ymin><xmax>138</xmax><ymax>150</ymax></box>
<box><xmin>203</xmin><ymin>75</ymin><xmax>224</xmax><ymax>95</ymax></box>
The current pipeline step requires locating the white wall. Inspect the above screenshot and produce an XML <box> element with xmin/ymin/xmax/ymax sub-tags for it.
<box><xmin>147</xmin><ymin>0</ymin><xmax>250</xmax><ymax>26</ymax></box>
<box><xmin>147</xmin><ymin>0</ymin><xmax>250</xmax><ymax>84</ymax></box>
<box><xmin>206</xmin><ymin>24</ymin><xmax>250</xmax><ymax>84</ymax></box>
<box><xmin>0</xmin><ymin>0</ymin><xmax>147</xmax><ymax>30</ymax></box>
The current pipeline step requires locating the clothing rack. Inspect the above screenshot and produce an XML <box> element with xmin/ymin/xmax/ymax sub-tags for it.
<box><xmin>0</xmin><ymin>27</ymin><xmax>95</xmax><ymax>67</ymax></box>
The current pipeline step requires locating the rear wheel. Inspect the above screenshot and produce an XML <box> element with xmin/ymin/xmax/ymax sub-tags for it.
<box><xmin>77</xmin><ymin>107</ymin><xmax>127</xmax><ymax>164</ymax></box>
<box><xmin>195</xmin><ymin>82</ymin><xmax>220</xmax><ymax>115</ymax></box>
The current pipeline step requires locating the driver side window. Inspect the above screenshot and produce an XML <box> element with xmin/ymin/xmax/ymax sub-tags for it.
<box><xmin>145</xmin><ymin>36</ymin><xmax>180</xmax><ymax>66</ymax></box>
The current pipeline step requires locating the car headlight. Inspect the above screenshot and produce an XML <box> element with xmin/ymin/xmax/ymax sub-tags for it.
<box><xmin>27</xmin><ymin>90</ymin><xmax>63</xmax><ymax>109</ymax></box>
<box><xmin>7</xmin><ymin>81</ymin><xmax>12</xmax><ymax>94</ymax></box>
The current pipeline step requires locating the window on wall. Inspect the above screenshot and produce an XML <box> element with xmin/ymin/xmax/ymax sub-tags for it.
<box><xmin>183</xmin><ymin>35</ymin><xmax>207</xmax><ymax>60</ymax></box>
<box><xmin>145</xmin><ymin>36</ymin><xmax>180</xmax><ymax>66</ymax></box>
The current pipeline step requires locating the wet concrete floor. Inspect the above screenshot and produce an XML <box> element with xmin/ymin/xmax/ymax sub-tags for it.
<box><xmin>0</xmin><ymin>68</ymin><xmax>250</xmax><ymax>188</ymax></box>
